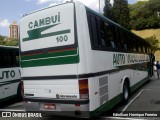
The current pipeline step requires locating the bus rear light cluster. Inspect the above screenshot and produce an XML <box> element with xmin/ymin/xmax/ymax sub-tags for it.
<box><xmin>78</xmin><ymin>79</ymin><xmax>89</xmax><ymax>99</ymax></box>
<box><xmin>75</xmin><ymin>104</ymin><xmax>80</xmax><ymax>107</ymax></box>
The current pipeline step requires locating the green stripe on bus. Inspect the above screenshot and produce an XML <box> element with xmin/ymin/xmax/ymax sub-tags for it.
<box><xmin>21</xmin><ymin>55</ymin><xmax>79</xmax><ymax>68</ymax></box>
<box><xmin>90</xmin><ymin>77</ymin><xmax>149</xmax><ymax>117</ymax></box>
<box><xmin>21</xmin><ymin>49</ymin><xmax>77</xmax><ymax>61</ymax></box>
<box><xmin>23</xmin><ymin>29</ymin><xmax>71</xmax><ymax>42</ymax></box>
<box><xmin>131</xmin><ymin>77</ymin><xmax>149</xmax><ymax>93</ymax></box>
<box><xmin>90</xmin><ymin>93</ymin><xmax>123</xmax><ymax>117</ymax></box>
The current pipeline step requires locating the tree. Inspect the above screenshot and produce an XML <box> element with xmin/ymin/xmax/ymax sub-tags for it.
<box><xmin>0</xmin><ymin>35</ymin><xmax>5</xmax><ymax>45</ymax></box>
<box><xmin>0</xmin><ymin>35</ymin><xmax>18</xmax><ymax>46</ymax></box>
<box><xmin>111</xmin><ymin>0</ymin><xmax>131</xmax><ymax>30</ymax></box>
<box><xmin>103</xmin><ymin>0</ymin><xmax>112</xmax><ymax>19</ymax></box>
<box><xmin>129</xmin><ymin>2</ymin><xmax>147</xmax><ymax>19</ymax></box>
<box><xmin>147</xmin><ymin>0</ymin><xmax>160</xmax><ymax>13</ymax></box>
<box><xmin>131</xmin><ymin>18</ymin><xmax>147</xmax><ymax>30</ymax></box>
<box><xmin>5</xmin><ymin>38</ymin><xmax>18</xmax><ymax>46</ymax></box>
<box><xmin>145</xmin><ymin>35</ymin><xmax>160</xmax><ymax>53</ymax></box>
<box><xmin>129</xmin><ymin>0</ymin><xmax>160</xmax><ymax>30</ymax></box>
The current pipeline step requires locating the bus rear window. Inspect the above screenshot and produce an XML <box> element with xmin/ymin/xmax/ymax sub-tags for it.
<box><xmin>20</xmin><ymin>3</ymin><xmax>76</xmax><ymax>53</ymax></box>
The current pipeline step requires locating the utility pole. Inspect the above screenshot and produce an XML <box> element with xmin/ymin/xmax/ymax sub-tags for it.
<box><xmin>99</xmin><ymin>0</ymin><xmax>101</xmax><ymax>14</ymax></box>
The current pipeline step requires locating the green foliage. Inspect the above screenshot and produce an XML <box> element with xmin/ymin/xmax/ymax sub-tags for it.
<box><xmin>131</xmin><ymin>18</ymin><xmax>146</xmax><ymax>30</ymax></box>
<box><xmin>147</xmin><ymin>0</ymin><xmax>160</xmax><ymax>12</ymax></box>
<box><xmin>146</xmin><ymin>16</ymin><xmax>159</xmax><ymax>28</ymax></box>
<box><xmin>0</xmin><ymin>35</ymin><xmax>6</xmax><ymax>45</ymax></box>
<box><xmin>145</xmin><ymin>35</ymin><xmax>160</xmax><ymax>53</ymax></box>
<box><xmin>129</xmin><ymin>2</ymin><xmax>147</xmax><ymax>19</ymax></box>
<box><xmin>5</xmin><ymin>38</ymin><xmax>18</xmax><ymax>46</ymax></box>
<box><xmin>0</xmin><ymin>35</ymin><xmax>4</xmax><ymax>40</ymax></box>
<box><xmin>130</xmin><ymin>0</ymin><xmax>160</xmax><ymax>30</ymax></box>
<box><xmin>0</xmin><ymin>35</ymin><xmax>18</xmax><ymax>46</ymax></box>
<box><xmin>111</xmin><ymin>0</ymin><xmax>131</xmax><ymax>30</ymax></box>
<box><xmin>103</xmin><ymin>0</ymin><xmax>112</xmax><ymax>19</ymax></box>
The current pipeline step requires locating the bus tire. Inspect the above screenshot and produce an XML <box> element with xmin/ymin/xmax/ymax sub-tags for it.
<box><xmin>122</xmin><ymin>81</ymin><xmax>130</xmax><ymax>104</ymax></box>
<box><xmin>17</xmin><ymin>83</ymin><xmax>23</xmax><ymax>101</ymax></box>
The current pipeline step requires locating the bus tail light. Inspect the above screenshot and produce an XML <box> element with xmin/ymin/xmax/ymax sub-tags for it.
<box><xmin>79</xmin><ymin>79</ymin><xmax>89</xmax><ymax>99</ymax></box>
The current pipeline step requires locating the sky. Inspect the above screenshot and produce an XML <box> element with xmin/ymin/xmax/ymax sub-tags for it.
<box><xmin>0</xmin><ymin>0</ymin><xmax>137</xmax><ymax>37</ymax></box>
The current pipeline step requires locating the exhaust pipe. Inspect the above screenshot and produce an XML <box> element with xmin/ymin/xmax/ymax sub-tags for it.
<box><xmin>75</xmin><ymin>110</ymin><xmax>81</xmax><ymax>116</ymax></box>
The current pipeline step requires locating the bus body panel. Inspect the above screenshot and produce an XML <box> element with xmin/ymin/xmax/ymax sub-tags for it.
<box><xmin>21</xmin><ymin>64</ymin><xmax>78</xmax><ymax>77</ymax></box>
<box><xmin>20</xmin><ymin>1</ymin><xmax>151</xmax><ymax>117</ymax></box>
<box><xmin>24</xmin><ymin>80</ymin><xmax>79</xmax><ymax>98</ymax></box>
<box><xmin>2</xmin><ymin>67</ymin><xmax>20</xmax><ymax>98</ymax></box>
<box><xmin>20</xmin><ymin>2</ymin><xmax>89</xmax><ymax>116</ymax></box>
<box><xmin>75</xmin><ymin>2</ymin><xmax>96</xmax><ymax>111</ymax></box>
<box><xmin>0</xmin><ymin>67</ymin><xmax>20</xmax><ymax>99</ymax></box>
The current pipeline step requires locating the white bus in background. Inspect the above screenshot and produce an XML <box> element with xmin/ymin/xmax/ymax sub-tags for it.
<box><xmin>0</xmin><ymin>46</ymin><xmax>22</xmax><ymax>103</ymax></box>
<box><xmin>19</xmin><ymin>0</ymin><xmax>153</xmax><ymax>117</ymax></box>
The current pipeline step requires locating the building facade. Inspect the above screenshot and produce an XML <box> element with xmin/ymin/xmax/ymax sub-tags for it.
<box><xmin>9</xmin><ymin>21</ymin><xmax>19</xmax><ymax>39</ymax></box>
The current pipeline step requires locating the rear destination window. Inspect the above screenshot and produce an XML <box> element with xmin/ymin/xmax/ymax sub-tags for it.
<box><xmin>20</xmin><ymin>3</ymin><xmax>76</xmax><ymax>52</ymax></box>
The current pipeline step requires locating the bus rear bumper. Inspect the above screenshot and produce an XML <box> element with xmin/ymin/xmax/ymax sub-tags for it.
<box><xmin>23</xmin><ymin>97</ymin><xmax>90</xmax><ymax>118</ymax></box>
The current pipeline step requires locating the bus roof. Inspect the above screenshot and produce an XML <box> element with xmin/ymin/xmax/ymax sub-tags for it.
<box><xmin>21</xmin><ymin>1</ymin><xmax>72</xmax><ymax>18</ymax></box>
<box><xmin>0</xmin><ymin>45</ymin><xmax>19</xmax><ymax>50</ymax></box>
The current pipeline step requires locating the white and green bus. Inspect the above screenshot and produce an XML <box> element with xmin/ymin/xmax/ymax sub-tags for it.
<box><xmin>19</xmin><ymin>1</ymin><xmax>153</xmax><ymax>117</ymax></box>
<box><xmin>0</xmin><ymin>46</ymin><xmax>22</xmax><ymax>102</ymax></box>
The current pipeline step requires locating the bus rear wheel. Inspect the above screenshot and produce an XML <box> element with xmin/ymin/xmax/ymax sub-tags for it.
<box><xmin>17</xmin><ymin>82</ymin><xmax>23</xmax><ymax>101</ymax></box>
<box><xmin>122</xmin><ymin>81</ymin><xmax>130</xmax><ymax>104</ymax></box>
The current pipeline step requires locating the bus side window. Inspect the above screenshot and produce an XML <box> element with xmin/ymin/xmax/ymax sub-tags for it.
<box><xmin>89</xmin><ymin>15</ymin><xmax>99</xmax><ymax>48</ymax></box>
<box><xmin>145</xmin><ymin>43</ymin><xmax>148</xmax><ymax>53</ymax></box>
<box><xmin>137</xmin><ymin>40</ymin><xmax>141</xmax><ymax>52</ymax></box>
<box><xmin>110</xmin><ymin>41</ymin><xmax>115</xmax><ymax>48</ymax></box>
<box><xmin>0</xmin><ymin>49</ymin><xmax>19</xmax><ymax>68</ymax></box>
<box><xmin>123</xmin><ymin>34</ymin><xmax>128</xmax><ymax>50</ymax></box>
<box><xmin>132</xmin><ymin>37</ymin><xmax>137</xmax><ymax>52</ymax></box>
<box><xmin>95</xmin><ymin>17</ymin><xmax>102</xmax><ymax>47</ymax></box>
<box><xmin>135</xmin><ymin>37</ymin><xmax>141</xmax><ymax>52</ymax></box>
<box><xmin>87</xmin><ymin>13</ymin><xmax>106</xmax><ymax>50</ymax></box>
<box><xmin>147</xmin><ymin>44</ymin><xmax>151</xmax><ymax>53</ymax></box>
<box><xmin>0</xmin><ymin>51</ymin><xmax>11</xmax><ymax>68</ymax></box>
<box><xmin>124</xmin><ymin>44</ymin><xmax>127</xmax><ymax>50</ymax></box>
<box><xmin>126</xmin><ymin>34</ymin><xmax>130</xmax><ymax>51</ymax></box>
<box><xmin>118</xmin><ymin>30</ymin><xmax>127</xmax><ymax>50</ymax></box>
<box><xmin>105</xmin><ymin>23</ymin><xmax>116</xmax><ymax>49</ymax></box>
<box><xmin>0</xmin><ymin>52</ymin><xmax>3</xmax><ymax>68</ymax></box>
<box><xmin>141</xmin><ymin>41</ymin><xmax>145</xmax><ymax>53</ymax></box>
<box><xmin>100</xmin><ymin>20</ymin><xmax>106</xmax><ymax>47</ymax></box>
<box><xmin>12</xmin><ymin>51</ymin><xmax>19</xmax><ymax>67</ymax></box>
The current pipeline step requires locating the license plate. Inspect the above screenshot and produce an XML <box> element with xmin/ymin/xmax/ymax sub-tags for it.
<box><xmin>44</xmin><ymin>103</ymin><xmax>56</xmax><ymax>110</ymax></box>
